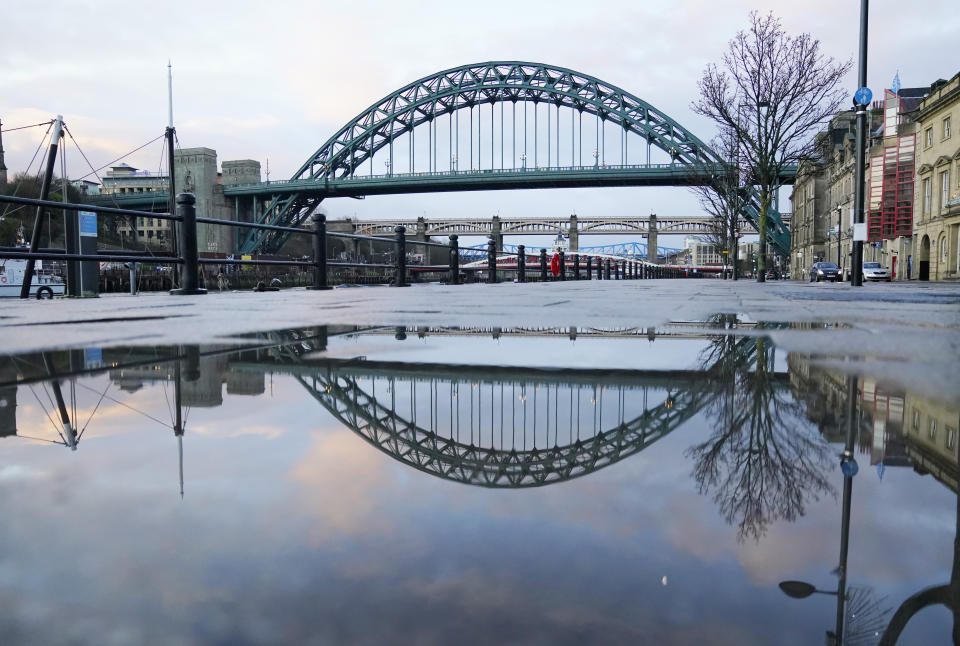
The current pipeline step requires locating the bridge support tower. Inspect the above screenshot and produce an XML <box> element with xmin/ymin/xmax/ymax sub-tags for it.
<box><xmin>647</xmin><ymin>214</ymin><xmax>659</xmax><ymax>264</ymax></box>
<box><xmin>569</xmin><ymin>215</ymin><xmax>579</xmax><ymax>251</ymax></box>
<box><xmin>491</xmin><ymin>215</ymin><xmax>503</xmax><ymax>253</ymax></box>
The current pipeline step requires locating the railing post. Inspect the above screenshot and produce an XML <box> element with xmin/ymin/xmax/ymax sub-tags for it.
<box><xmin>540</xmin><ymin>248</ymin><xmax>548</xmax><ymax>282</ymax></box>
<box><xmin>558</xmin><ymin>250</ymin><xmax>566</xmax><ymax>281</ymax></box>
<box><xmin>573</xmin><ymin>253</ymin><xmax>580</xmax><ymax>280</ymax></box>
<box><xmin>448</xmin><ymin>235</ymin><xmax>460</xmax><ymax>284</ymax></box>
<box><xmin>585</xmin><ymin>255</ymin><xmax>592</xmax><ymax>279</ymax></box>
<box><xmin>393</xmin><ymin>225</ymin><xmax>408</xmax><ymax>287</ymax></box>
<box><xmin>487</xmin><ymin>237</ymin><xmax>498</xmax><ymax>283</ymax></box>
<box><xmin>604</xmin><ymin>259</ymin><xmax>611</xmax><ymax>280</ymax></box>
<box><xmin>517</xmin><ymin>244</ymin><xmax>526</xmax><ymax>283</ymax></box>
<box><xmin>309</xmin><ymin>214</ymin><xmax>330</xmax><ymax>290</ymax></box>
<box><xmin>170</xmin><ymin>193</ymin><xmax>206</xmax><ymax>295</ymax></box>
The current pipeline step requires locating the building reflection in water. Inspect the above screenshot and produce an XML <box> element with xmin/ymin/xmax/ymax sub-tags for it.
<box><xmin>783</xmin><ymin>348</ymin><xmax>960</xmax><ymax>645</ymax></box>
<box><xmin>1</xmin><ymin>322</ymin><xmax>958</xmax><ymax>642</ymax></box>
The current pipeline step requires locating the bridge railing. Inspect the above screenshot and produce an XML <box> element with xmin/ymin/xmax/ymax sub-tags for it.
<box><xmin>459</xmin><ymin>240</ymin><xmax>705</xmax><ymax>283</ymax></box>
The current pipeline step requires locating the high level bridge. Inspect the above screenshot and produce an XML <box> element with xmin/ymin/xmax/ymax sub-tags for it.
<box><xmin>344</xmin><ymin>212</ymin><xmax>790</xmax><ymax>260</ymax></box>
<box><xmin>218</xmin><ymin>61</ymin><xmax>794</xmax><ymax>255</ymax></box>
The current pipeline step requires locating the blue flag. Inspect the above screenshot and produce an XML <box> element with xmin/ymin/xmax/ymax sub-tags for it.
<box><xmin>892</xmin><ymin>72</ymin><xmax>901</xmax><ymax>95</ymax></box>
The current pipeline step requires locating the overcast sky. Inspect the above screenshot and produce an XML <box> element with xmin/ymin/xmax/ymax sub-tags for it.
<box><xmin>2</xmin><ymin>0</ymin><xmax>957</xmax><ymax>234</ymax></box>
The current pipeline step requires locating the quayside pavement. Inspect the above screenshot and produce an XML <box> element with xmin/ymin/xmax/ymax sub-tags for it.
<box><xmin>2</xmin><ymin>280</ymin><xmax>959</xmax><ymax>404</ymax></box>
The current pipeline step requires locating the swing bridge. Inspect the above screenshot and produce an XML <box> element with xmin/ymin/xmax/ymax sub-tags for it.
<box><xmin>1</xmin><ymin>323</ymin><xmax>787</xmax><ymax>489</ymax></box>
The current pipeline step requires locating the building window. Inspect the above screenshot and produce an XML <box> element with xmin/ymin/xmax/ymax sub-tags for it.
<box><xmin>948</xmin><ymin>427</ymin><xmax>957</xmax><ymax>450</ymax></box>
<box><xmin>147</xmin><ymin>218</ymin><xmax>154</xmax><ymax>227</ymax></box>
<box><xmin>923</xmin><ymin>177</ymin><xmax>932</xmax><ymax>215</ymax></box>
<box><xmin>944</xmin><ymin>117</ymin><xmax>952</xmax><ymax>140</ymax></box>
<box><xmin>929</xmin><ymin>418</ymin><xmax>938</xmax><ymax>440</ymax></box>
<box><xmin>943</xmin><ymin>237</ymin><xmax>949</xmax><ymax>260</ymax></box>
<box><xmin>942</xmin><ymin>170</ymin><xmax>952</xmax><ymax>210</ymax></box>
<box><xmin>925</xmin><ymin>128</ymin><xmax>934</xmax><ymax>148</ymax></box>
<box><xmin>913</xmin><ymin>408</ymin><xmax>920</xmax><ymax>430</ymax></box>
<box><xmin>137</xmin><ymin>230</ymin><xmax>144</xmax><ymax>237</ymax></box>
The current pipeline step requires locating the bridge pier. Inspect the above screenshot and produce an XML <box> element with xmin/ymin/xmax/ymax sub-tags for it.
<box><xmin>568</xmin><ymin>215</ymin><xmax>579</xmax><ymax>251</ymax></box>
<box><xmin>491</xmin><ymin>215</ymin><xmax>503</xmax><ymax>253</ymax></box>
<box><xmin>647</xmin><ymin>214</ymin><xmax>659</xmax><ymax>264</ymax></box>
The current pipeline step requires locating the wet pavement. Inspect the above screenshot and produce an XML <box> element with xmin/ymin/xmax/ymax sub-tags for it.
<box><xmin>1</xmin><ymin>281</ymin><xmax>959</xmax><ymax>644</ymax></box>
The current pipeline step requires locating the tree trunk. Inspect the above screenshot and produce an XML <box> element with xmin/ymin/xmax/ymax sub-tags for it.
<box><xmin>757</xmin><ymin>187</ymin><xmax>769</xmax><ymax>283</ymax></box>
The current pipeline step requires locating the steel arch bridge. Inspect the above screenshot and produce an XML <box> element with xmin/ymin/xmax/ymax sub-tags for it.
<box><xmin>226</xmin><ymin>61</ymin><xmax>792</xmax><ymax>255</ymax></box>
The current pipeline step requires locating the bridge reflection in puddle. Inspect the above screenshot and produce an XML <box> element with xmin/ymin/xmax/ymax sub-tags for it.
<box><xmin>0</xmin><ymin>320</ymin><xmax>957</xmax><ymax>644</ymax></box>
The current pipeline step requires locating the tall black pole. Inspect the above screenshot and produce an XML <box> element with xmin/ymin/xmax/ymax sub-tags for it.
<box><xmin>20</xmin><ymin>116</ymin><xmax>63</xmax><ymax>299</ymax></box>
<box><xmin>166</xmin><ymin>126</ymin><xmax>178</xmax><ymax>283</ymax></box>
<box><xmin>852</xmin><ymin>0</ymin><xmax>869</xmax><ymax>287</ymax></box>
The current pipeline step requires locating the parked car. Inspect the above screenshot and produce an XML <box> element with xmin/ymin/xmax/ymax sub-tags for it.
<box><xmin>862</xmin><ymin>262</ymin><xmax>892</xmax><ymax>282</ymax></box>
<box><xmin>809</xmin><ymin>262</ymin><xmax>841</xmax><ymax>282</ymax></box>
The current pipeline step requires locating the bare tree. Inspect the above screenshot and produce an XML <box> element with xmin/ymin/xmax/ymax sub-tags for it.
<box><xmin>687</xmin><ymin>327</ymin><xmax>835</xmax><ymax>541</ymax></box>
<box><xmin>692</xmin><ymin>11</ymin><xmax>851</xmax><ymax>281</ymax></box>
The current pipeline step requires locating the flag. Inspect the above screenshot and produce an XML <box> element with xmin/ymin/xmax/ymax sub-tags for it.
<box><xmin>891</xmin><ymin>72</ymin><xmax>901</xmax><ymax>95</ymax></box>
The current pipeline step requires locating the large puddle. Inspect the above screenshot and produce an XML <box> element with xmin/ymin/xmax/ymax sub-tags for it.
<box><xmin>1</xmin><ymin>321</ymin><xmax>957</xmax><ymax>644</ymax></box>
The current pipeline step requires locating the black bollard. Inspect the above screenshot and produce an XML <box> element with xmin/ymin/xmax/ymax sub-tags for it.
<box><xmin>309</xmin><ymin>214</ymin><xmax>330</xmax><ymax>290</ymax></box>
<box><xmin>605</xmin><ymin>259</ymin><xmax>611</xmax><ymax>280</ymax></box>
<box><xmin>393</xmin><ymin>226</ymin><xmax>408</xmax><ymax>287</ymax></box>
<box><xmin>573</xmin><ymin>253</ymin><xmax>580</xmax><ymax>280</ymax></box>
<box><xmin>170</xmin><ymin>193</ymin><xmax>206</xmax><ymax>295</ymax></box>
<box><xmin>585</xmin><ymin>255</ymin><xmax>592</xmax><ymax>280</ymax></box>
<box><xmin>558</xmin><ymin>251</ymin><xmax>566</xmax><ymax>281</ymax></box>
<box><xmin>540</xmin><ymin>249</ymin><xmax>548</xmax><ymax>282</ymax></box>
<box><xmin>517</xmin><ymin>244</ymin><xmax>526</xmax><ymax>283</ymax></box>
<box><xmin>596</xmin><ymin>257</ymin><xmax>603</xmax><ymax>280</ymax></box>
<box><xmin>448</xmin><ymin>235</ymin><xmax>460</xmax><ymax>284</ymax></box>
<box><xmin>487</xmin><ymin>237</ymin><xmax>498</xmax><ymax>283</ymax></box>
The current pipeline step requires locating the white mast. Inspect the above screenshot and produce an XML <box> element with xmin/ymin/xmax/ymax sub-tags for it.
<box><xmin>167</xmin><ymin>60</ymin><xmax>174</xmax><ymax>129</ymax></box>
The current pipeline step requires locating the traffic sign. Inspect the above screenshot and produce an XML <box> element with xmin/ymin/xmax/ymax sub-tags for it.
<box><xmin>854</xmin><ymin>87</ymin><xmax>872</xmax><ymax>106</ymax></box>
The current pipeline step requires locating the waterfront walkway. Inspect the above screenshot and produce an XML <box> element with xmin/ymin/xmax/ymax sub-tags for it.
<box><xmin>3</xmin><ymin>280</ymin><xmax>959</xmax><ymax>403</ymax></box>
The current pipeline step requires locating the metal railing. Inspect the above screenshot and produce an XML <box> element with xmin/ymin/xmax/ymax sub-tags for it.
<box><xmin>0</xmin><ymin>192</ymin><xmax>700</xmax><ymax>299</ymax></box>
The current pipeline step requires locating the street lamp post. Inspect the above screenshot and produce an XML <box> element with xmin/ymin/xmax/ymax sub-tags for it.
<box><xmin>851</xmin><ymin>0</ymin><xmax>870</xmax><ymax>287</ymax></box>
<box><xmin>836</xmin><ymin>207</ymin><xmax>843</xmax><ymax>268</ymax></box>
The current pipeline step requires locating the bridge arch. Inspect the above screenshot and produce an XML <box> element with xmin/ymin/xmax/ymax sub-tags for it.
<box><xmin>297</xmin><ymin>61</ymin><xmax>722</xmax><ymax>182</ymax></box>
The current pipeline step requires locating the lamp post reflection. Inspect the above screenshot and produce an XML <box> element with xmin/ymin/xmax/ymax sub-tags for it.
<box><xmin>779</xmin><ymin>373</ymin><xmax>892</xmax><ymax>645</ymax></box>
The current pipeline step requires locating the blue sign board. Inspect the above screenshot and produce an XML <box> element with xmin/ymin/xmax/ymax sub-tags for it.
<box><xmin>79</xmin><ymin>211</ymin><xmax>98</xmax><ymax>237</ymax></box>
<box><xmin>854</xmin><ymin>87</ymin><xmax>873</xmax><ymax>106</ymax></box>
<box><xmin>84</xmin><ymin>348</ymin><xmax>103</xmax><ymax>369</ymax></box>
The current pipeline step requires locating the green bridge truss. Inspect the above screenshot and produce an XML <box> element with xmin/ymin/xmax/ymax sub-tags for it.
<box><xmin>230</xmin><ymin>62</ymin><xmax>795</xmax><ymax>254</ymax></box>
